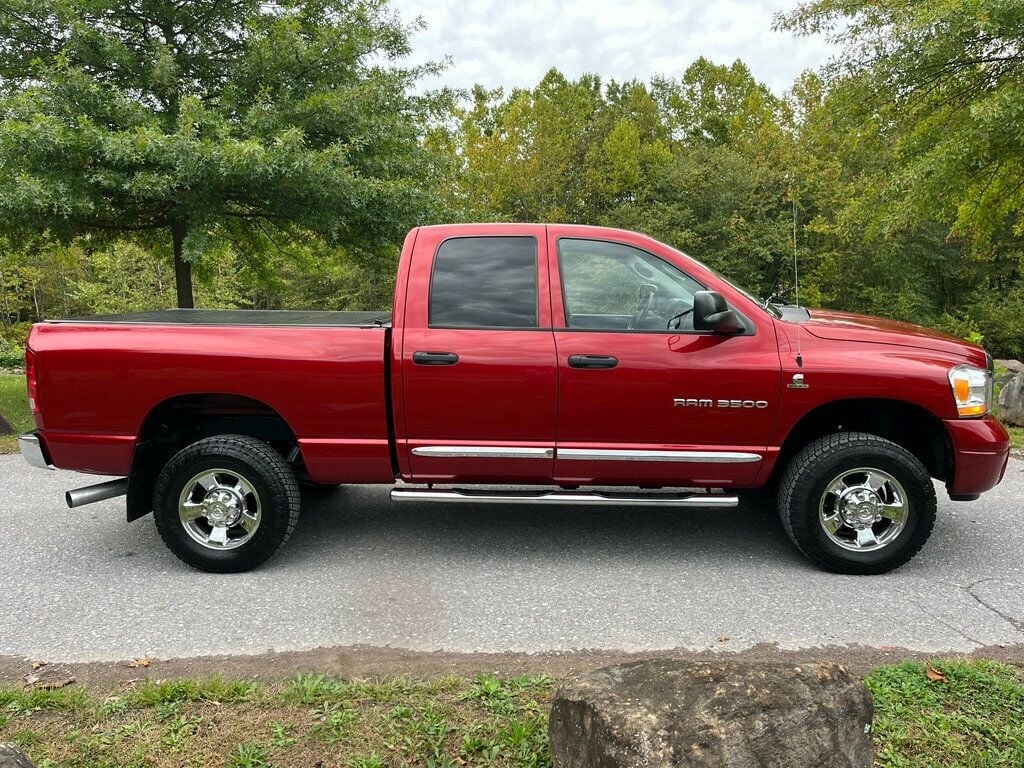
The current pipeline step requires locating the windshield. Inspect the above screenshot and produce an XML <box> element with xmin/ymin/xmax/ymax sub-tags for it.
<box><xmin>665</xmin><ymin>244</ymin><xmax>783</xmax><ymax>318</ymax></box>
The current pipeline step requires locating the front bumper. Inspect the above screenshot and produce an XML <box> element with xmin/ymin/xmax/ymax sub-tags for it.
<box><xmin>944</xmin><ymin>415</ymin><xmax>1009</xmax><ymax>497</ymax></box>
<box><xmin>19</xmin><ymin>432</ymin><xmax>53</xmax><ymax>470</ymax></box>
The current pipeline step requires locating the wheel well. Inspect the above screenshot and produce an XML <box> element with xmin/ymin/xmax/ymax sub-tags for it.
<box><xmin>139</xmin><ymin>393</ymin><xmax>298</xmax><ymax>449</ymax></box>
<box><xmin>128</xmin><ymin>394</ymin><xmax>300</xmax><ymax>523</ymax></box>
<box><xmin>772</xmin><ymin>398</ymin><xmax>951</xmax><ymax>486</ymax></box>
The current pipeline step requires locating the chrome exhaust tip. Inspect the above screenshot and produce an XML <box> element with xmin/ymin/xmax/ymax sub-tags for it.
<box><xmin>65</xmin><ymin>478</ymin><xmax>129</xmax><ymax>509</ymax></box>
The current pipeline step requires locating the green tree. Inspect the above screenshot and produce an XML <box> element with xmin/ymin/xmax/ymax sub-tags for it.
<box><xmin>778</xmin><ymin>0</ymin><xmax>1024</xmax><ymax>357</ymax></box>
<box><xmin>0</xmin><ymin>0</ymin><xmax>445</xmax><ymax>307</ymax></box>
<box><xmin>778</xmin><ymin>0</ymin><xmax>1024</xmax><ymax>247</ymax></box>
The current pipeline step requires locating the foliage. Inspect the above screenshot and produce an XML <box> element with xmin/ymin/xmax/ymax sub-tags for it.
<box><xmin>0</xmin><ymin>0</ymin><xmax>450</xmax><ymax>306</ymax></box>
<box><xmin>0</xmin><ymin>0</ymin><xmax>1022</xmax><ymax>357</ymax></box>
<box><xmin>0</xmin><ymin>338</ymin><xmax>24</xmax><ymax>369</ymax></box>
<box><xmin>779</xmin><ymin>0</ymin><xmax>1024</xmax><ymax>246</ymax></box>
<box><xmin>0</xmin><ymin>374</ymin><xmax>31</xmax><ymax>454</ymax></box>
<box><xmin>774</xmin><ymin>0</ymin><xmax>1024</xmax><ymax>354</ymax></box>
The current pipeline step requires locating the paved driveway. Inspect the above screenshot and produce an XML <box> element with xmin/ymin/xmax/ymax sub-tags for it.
<box><xmin>1</xmin><ymin>455</ymin><xmax>1022</xmax><ymax>662</ymax></box>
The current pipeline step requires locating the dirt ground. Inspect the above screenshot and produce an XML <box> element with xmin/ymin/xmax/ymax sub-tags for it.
<box><xmin>3</xmin><ymin>642</ymin><xmax>1022</xmax><ymax>691</ymax></box>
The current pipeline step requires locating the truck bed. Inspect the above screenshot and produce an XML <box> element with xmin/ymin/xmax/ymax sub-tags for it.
<box><xmin>30</xmin><ymin>314</ymin><xmax>395</xmax><ymax>483</ymax></box>
<box><xmin>48</xmin><ymin>309</ymin><xmax>392</xmax><ymax>327</ymax></box>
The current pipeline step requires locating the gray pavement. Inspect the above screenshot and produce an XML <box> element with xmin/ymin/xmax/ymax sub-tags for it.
<box><xmin>1</xmin><ymin>455</ymin><xmax>1022</xmax><ymax>663</ymax></box>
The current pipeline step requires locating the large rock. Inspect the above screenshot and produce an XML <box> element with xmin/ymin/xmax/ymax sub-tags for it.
<box><xmin>995</xmin><ymin>359</ymin><xmax>1024</xmax><ymax>376</ymax></box>
<box><xmin>998</xmin><ymin>372</ymin><xmax>1024</xmax><ymax>426</ymax></box>
<box><xmin>995</xmin><ymin>360</ymin><xmax>1024</xmax><ymax>389</ymax></box>
<box><xmin>549</xmin><ymin>659</ymin><xmax>873</xmax><ymax>768</ymax></box>
<box><xmin>0</xmin><ymin>745</ymin><xmax>35</xmax><ymax>768</ymax></box>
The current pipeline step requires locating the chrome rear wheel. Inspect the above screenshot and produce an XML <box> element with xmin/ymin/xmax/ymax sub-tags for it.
<box><xmin>153</xmin><ymin>435</ymin><xmax>301</xmax><ymax>573</ymax></box>
<box><xmin>178</xmin><ymin>468</ymin><xmax>262</xmax><ymax>550</ymax></box>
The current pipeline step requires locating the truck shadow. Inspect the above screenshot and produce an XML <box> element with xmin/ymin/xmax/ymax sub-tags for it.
<box><xmin>278</xmin><ymin>485</ymin><xmax>805</xmax><ymax>570</ymax></box>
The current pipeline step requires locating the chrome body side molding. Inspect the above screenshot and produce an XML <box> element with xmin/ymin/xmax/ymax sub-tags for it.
<box><xmin>391</xmin><ymin>488</ymin><xmax>738</xmax><ymax>507</ymax></box>
<box><xmin>412</xmin><ymin>446</ymin><xmax>554</xmax><ymax>459</ymax></box>
<box><xmin>557</xmin><ymin>449</ymin><xmax>762</xmax><ymax>463</ymax></box>
<box><xmin>411</xmin><ymin>446</ymin><xmax>761</xmax><ymax>463</ymax></box>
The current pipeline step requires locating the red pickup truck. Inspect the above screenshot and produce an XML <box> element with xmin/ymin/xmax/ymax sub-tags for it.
<box><xmin>19</xmin><ymin>224</ymin><xmax>1009</xmax><ymax>574</ymax></box>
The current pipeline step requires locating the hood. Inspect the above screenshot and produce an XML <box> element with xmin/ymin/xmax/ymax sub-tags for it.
<box><xmin>797</xmin><ymin>309</ymin><xmax>986</xmax><ymax>362</ymax></box>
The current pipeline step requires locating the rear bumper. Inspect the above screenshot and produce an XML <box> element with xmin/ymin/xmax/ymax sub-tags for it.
<box><xmin>944</xmin><ymin>416</ymin><xmax>1010</xmax><ymax>497</ymax></box>
<box><xmin>19</xmin><ymin>432</ymin><xmax>53</xmax><ymax>470</ymax></box>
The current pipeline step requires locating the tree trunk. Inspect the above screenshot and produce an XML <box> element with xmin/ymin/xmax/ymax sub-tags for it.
<box><xmin>172</xmin><ymin>220</ymin><xmax>194</xmax><ymax>308</ymax></box>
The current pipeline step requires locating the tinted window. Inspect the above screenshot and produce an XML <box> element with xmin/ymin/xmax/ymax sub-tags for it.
<box><xmin>559</xmin><ymin>239</ymin><xmax>703</xmax><ymax>331</ymax></box>
<box><xmin>430</xmin><ymin>237</ymin><xmax>538</xmax><ymax>328</ymax></box>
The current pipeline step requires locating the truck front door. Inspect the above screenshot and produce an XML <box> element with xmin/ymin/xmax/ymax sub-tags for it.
<box><xmin>397</xmin><ymin>226</ymin><xmax>558</xmax><ymax>483</ymax></box>
<box><xmin>548</xmin><ymin>233</ymin><xmax>781</xmax><ymax>488</ymax></box>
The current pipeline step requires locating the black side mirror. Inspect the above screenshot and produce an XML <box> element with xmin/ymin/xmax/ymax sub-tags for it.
<box><xmin>692</xmin><ymin>290</ymin><xmax>745</xmax><ymax>334</ymax></box>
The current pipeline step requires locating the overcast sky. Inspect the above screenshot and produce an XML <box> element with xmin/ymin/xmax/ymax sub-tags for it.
<box><xmin>388</xmin><ymin>0</ymin><xmax>837</xmax><ymax>96</ymax></box>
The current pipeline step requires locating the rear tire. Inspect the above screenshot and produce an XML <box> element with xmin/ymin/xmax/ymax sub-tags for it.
<box><xmin>153</xmin><ymin>434</ymin><xmax>301</xmax><ymax>573</ymax></box>
<box><xmin>778</xmin><ymin>432</ymin><xmax>936</xmax><ymax>574</ymax></box>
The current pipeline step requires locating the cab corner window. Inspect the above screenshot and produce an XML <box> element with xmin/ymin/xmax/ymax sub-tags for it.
<box><xmin>558</xmin><ymin>238</ymin><xmax>703</xmax><ymax>331</ymax></box>
<box><xmin>429</xmin><ymin>237</ymin><xmax>538</xmax><ymax>328</ymax></box>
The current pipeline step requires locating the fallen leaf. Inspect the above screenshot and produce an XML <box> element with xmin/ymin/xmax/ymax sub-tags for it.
<box><xmin>31</xmin><ymin>661</ymin><xmax>47</xmax><ymax>671</ymax></box>
<box><xmin>34</xmin><ymin>675</ymin><xmax>75</xmax><ymax>690</ymax></box>
<box><xmin>126</xmin><ymin>656</ymin><xmax>154</xmax><ymax>668</ymax></box>
<box><xmin>925</xmin><ymin>663</ymin><xmax>948</xmax><ymax>682</ymax></box>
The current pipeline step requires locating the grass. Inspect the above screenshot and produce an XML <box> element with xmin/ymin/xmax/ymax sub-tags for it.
<box><xmin>1008</xmin><ymin>426</ymin><xmax>1024</xmax><ymax>453</ymax></box>
<box><xmin>867</xmin><ymin>660</ymin><xmax>1024</xmax><ymax>767</ymax></box>
<box><xmin>0</xmin><ymin>673</ymin><xmax>556</xmax><ymax>768</ymax></box>
<box><xmin>0</xmin><ymin>662</ymin><xmax>1020</xmax><ymax>767</ymax></box>
<box><xmin>0</xmin><ymin>373</ymin><xmax>31</xmax><ymax>454</ymax></box>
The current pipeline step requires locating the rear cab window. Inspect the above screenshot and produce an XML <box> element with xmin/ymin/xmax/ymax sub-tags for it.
<box><xmin>429</xmin><ymin>236</ymin><xmax>538</xmax><ymax>328</ymax></box>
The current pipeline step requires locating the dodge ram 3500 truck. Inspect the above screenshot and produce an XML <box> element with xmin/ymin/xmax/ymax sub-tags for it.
<box><xmin>19</xmin><ymin>224</ymin><xmax>1010</xmax><ymax>574</ymax></box>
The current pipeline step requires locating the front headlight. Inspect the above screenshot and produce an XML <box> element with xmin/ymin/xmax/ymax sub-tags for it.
<box><xmin>948</xmin><ymin>364</ymin><xmax>991</xmax><ymax>417</ymax></box>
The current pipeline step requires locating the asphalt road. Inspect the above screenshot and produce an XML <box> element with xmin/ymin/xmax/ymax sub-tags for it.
<box><xmin>1</xmin><ymin>454</ymin><xmax>1022</xmax><ymax>663</ymax></box>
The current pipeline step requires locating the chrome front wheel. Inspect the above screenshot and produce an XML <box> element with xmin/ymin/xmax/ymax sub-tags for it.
<box><xmin>778</xmin><ymin>432</ymin><xmax>937</xmax><ymax>574</ymax></box>
<box><xmin>818</xmin><ymin>467</ymin><xmax>908</xmax><ymax>552</ymax></box>
<box><xmin>178</xmin><ymin>468</ymin><xmax>262</xmax><ymax>550</ymax></box>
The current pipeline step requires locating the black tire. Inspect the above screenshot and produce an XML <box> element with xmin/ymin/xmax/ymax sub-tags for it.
<box><xmin>153</xmin><ymin>434</ymin><xmax>301</xmax><ymax>573</ymax></box>
<box><xmin>778</xmin><ymin>432</ymin><xmax>936</xmax><ymax>575</ymax></box>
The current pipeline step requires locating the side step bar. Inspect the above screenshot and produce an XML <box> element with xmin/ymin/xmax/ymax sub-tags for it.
<box><xmin>390</xmin><ymin>488</ymin><xmax>738</xmax><ymax>507</ymax></box>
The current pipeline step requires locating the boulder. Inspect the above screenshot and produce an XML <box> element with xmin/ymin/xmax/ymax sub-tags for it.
<box><xmin>998</xmin><ymin>372</ymin><xmax>1024</xmax><ymax>427</ymax></box>
<box><xmin>549</xmin><ymin>659</ymin><xmax>873</xmax><ymax>768</ymax></box>
<box><xmin>995</xmin><ymin>360</ymin><xmax>1023</xmax><ymax>389</ymax></box>
<box><xmin>0</xmin><ymin>745</ymin><xmax>35</xmax><ymax>768</ymax></box>
<box><xmin>995</xmin><ymin>359</ymin><xmax>1024</xmax><ymax>376</ymax></box>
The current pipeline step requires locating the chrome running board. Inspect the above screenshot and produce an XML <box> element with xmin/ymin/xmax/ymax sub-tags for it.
<box><xmin>390</xmin><ymin>488</ymin><xmax>738</xmax><ymax>507</ymax></box>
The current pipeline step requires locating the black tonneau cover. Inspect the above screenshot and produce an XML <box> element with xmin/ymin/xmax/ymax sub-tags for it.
<box><xmin>48</xmin><ymin>309</ymin><xmax>392</xmax><ymax>327</ymax></box>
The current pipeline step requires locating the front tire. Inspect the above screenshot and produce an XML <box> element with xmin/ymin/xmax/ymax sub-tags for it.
<box><xmin>778</xmin><ymin>432</ymin><xmax>936</xmax><ymax>574</ymax></box>
<box><xmin>153</xmin><ymin>435</ymin><xmax>301</xmax><ymax>573</ymax></box>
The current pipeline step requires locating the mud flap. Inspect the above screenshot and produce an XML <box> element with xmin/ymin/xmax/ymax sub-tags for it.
<box><xmin>126</xmin><ymin>439</ymin><xmax>172</xmax><ymax>522</ymax></box>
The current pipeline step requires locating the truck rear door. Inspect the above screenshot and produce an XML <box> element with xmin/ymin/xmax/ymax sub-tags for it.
<box><xmin>396</xmin><ymin>225</ymin><xmax>557</xmax><ymax>483</ymax></box>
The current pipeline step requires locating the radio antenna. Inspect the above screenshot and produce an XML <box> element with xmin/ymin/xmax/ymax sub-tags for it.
<box><xmin>793</xmin><ymin>195</ymin><xmax>803</xmax><ymax>368</ymax></box>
